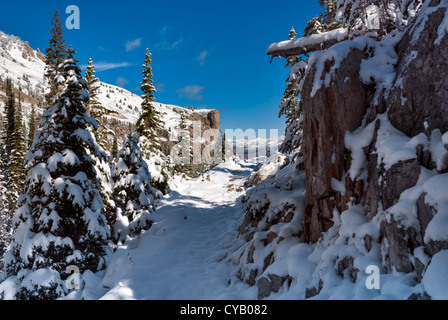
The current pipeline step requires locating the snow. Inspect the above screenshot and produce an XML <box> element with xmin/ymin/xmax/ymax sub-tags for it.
<box><xmin>0</xmin><ymin>154</ymin><xmax>447</xmax><ymax>300</ymax></box>
<box><xmin>430</xmin><ymin>129</ymin><xmax>448</xmax><ymax>171</ymax></box>
<box><xmin>359</xmin><ymin>36</ymin><xmax>399</xmax><ymax>98</ymax></box>
<box><xmin>431</xmin><ymin>0</ymin><xmax>448</xmax><ymax>45</ymax></box>
<box><xmin>2</xmin><ymin>2</ymin><xmax>448</xmax><ymax>300</ymax></box>
<box><xmin>345</xmin><ymin>118</ymin><xmax>376</xmax><ymax>179</ymax></box>
<box><xmin>422</xmin><ymin>250</ymin><xmax>448</xmax><ymax>299</ymax></box>
<box><xmin>375</xmin><ymin>113</ymin><xmax>426</xmax><ymax>170</ymax></box>
<box><xmin>308</xmin><ymin>36</ymin><xmax>375</xmax><ymax>97</ymax></box>
<box><xmin>100</xmin><ymin>160</ymin><xmax>256</xmax><ymax>300</ymax></box>
<box><xmin>267</xmin><ymin>28</ymin><xmax>348</xmax><ymax>55</ymax></box>
<box><xmin>20</xmin><ymin>268</ymin><xmax>66</xmax><ymax>296</ymax></box>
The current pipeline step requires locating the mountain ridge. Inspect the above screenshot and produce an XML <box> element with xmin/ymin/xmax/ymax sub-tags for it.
<box><xmin>0</xmin><ymin>30</ymin><xmax>219</xmax><ymax>151</ymax></box>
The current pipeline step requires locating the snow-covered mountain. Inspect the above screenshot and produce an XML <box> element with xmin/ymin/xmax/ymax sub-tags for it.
<box><xmin>0</xmin><ymin>30</ymin><xmax>217</xmax><ymax>146</ymax></box>
<box><xmin>0</xmin><ymin>31</ymin><xmax>46</xmax><ymax>110</ymax></box>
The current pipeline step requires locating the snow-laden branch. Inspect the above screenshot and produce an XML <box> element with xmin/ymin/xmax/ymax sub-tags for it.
<box><xmin>267</xmin><ymin>28</ymin><xmax>349</xmax><ymax>58</ymax></box>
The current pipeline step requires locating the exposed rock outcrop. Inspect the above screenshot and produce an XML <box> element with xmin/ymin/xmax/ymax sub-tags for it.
<box><xmin>302</xmin><ymin>48</ymin><xmax>369</xmax><ymax>243</ymax></box>
<box><xmin>231</xmin><ymin>0</ymin><xmax>448</xmax><ymax>300</ymax></box>
<box><xmin>300</xmin><ymin>0</ymin><xmax>448</xmax><ymax>297</ymax></box>
<box><xmin>387</xmin><ymin>4</ymin><xmax>448</xmax><ymax>137</ymax></box>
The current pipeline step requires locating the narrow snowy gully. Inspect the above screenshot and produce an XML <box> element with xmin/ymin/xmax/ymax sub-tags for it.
<box><xmin>97</xmin><ymin>161</ymin><xmax>259</xmax><ymax>300</ymax></box>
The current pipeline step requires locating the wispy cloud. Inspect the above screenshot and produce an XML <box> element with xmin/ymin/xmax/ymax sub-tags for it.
<box><xmin>197</xmin><ymin>50</ymin><xmax>208</xmax><ymax>67</ymax></box>
<box><xmin>155</xmin><ymin>83</ymin><xmax>166</xmax><ymax>93</ymax></box>
<box><xmin>155</xmin><ymin>25</ymin><xmax>183</xmax><ymax>50</ymax></box>
<box><xmin>155</xmin><ymin>38</ymin><xmax>184</xmax><ymax>50</ymax></box>
<box><xmin>158</xmin><ymin>25</ymin><xmax>169</xmax><ymax>36</ymax></box>
<box><xmin>176</xmin><ymin>85</ymin><xmax>205</xmax><ymax>101</ymax></box>
<box><xmin>116</xmin><ymin>77</ymin><xmax>129</xmax><ymax>88</ymax></box>
<box><xmin>125</xmin><ymin>38</ymin><xmax>142</xmax><ymax>52</ymax></box>
<box><xmin>81</xmin><ymin>62</ymin><xmax>131</xmax><ymax>72</ymax></box>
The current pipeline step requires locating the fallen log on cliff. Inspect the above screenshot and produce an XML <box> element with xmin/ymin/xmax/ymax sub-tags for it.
<box><xmin>267</xmin><ymin>28</ymin><xmax>349</xmax><ymax>58</ymax></box>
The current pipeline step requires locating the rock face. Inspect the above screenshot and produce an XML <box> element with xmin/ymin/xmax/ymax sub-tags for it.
<box><xmin>302</xmin><ymin>48</ymin><xmax>369</xmax><ymax>243</ymax></box>
<box><xmin>300</xmin><ymin>0</ymin><xmax>448</xmax><ymax>293</ymax></box>
<box><xmin>231</xmin><ymin>1</ymin><xmax>448</xmax><ymax>300</ymax></box>
<box><xmin>388</xmin><ymin>4</ymin><xmax>448</xmax><ymax>137</ymax></box>
<box><xmin>187</xmin><ymin>109</ymin><xmax>220</xmax><ymax>131</ymax></box>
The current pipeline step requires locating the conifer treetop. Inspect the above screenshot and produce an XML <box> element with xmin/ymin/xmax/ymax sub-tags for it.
<box><xmin>44</xmin><ymin>11</ymin><xmax>67</xmax><ymax>107</ymax></box>
<box><xmin>136</xmin><ymin>47</ymin><xmax>164</xmax><ymax>150</ymax></box>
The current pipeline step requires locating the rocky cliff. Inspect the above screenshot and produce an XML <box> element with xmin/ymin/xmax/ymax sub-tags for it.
<box><xmin>230</xmin><ymin>0</ymin><xmax>448</xmax><ymax>300</ymax></box>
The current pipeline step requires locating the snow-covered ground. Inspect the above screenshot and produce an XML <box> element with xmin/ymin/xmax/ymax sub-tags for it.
<box><xmin>73</xmin><ymin>160</ymin><xmax>260</xmax><ymax>300</ymax></box>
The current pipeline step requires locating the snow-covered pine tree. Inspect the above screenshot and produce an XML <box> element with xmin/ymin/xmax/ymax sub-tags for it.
<box><xmin>136</xmin><ymin>48</ymin><xmax>164</xmax><ymax>153</ymax></box>
<box><xmin>3</xmin><ymin>47</ymin><xmax>111</xmax><ymax>300</ymax></box>
<box><xmin>84</xmin><ymin>58</ymin><xmax>117</xmax><ymax>152</ymax></box>
<box><xmin>171</xmin><ymin>111</ymin><xmax>192</xmax><ymax>176</ymax></box>
<box><xmin>136</xmin><ymin>48</ymin><xmax>169</xmax><ymax>193</ymax></box>
<box><xmin>111</xmin><ymin>135</ymin><xmax>119</xmax><ymax>160</ymax></box>
<box><xmin>0</xmin><ymin>145</ymin><xmax>12</xmax><ymax>269</ymax></box>
<box><xmin>27</xmin><ymin>106</ymin><xmax>38</xmax><ymax>149</ymax></box>
<box><xmin>9</xmin><ymin>94</ymin><xmax>27</xmax><ymax>207</ymax></box>
<box><xmin>44</xmin><ymin>11</ymin><xmax>67</xmax><ymax>108</ymax></box>
<box><xmin>3</xmin><ymin>78</ymin><xmax>16</xmax><ymax>155</ymax></box>
<box><xmin>83</xmin><ymin>58</ymin><xmax>116</xmax><ymax>222</ymax></box>
<box><xmin>111</xmin><ymin>132</ymin><xmax>161</xmax><ymax>244</ymax></box>
<box><xmin>279</xmin><ymin>27</ymin><xmax>300</xmax><ymax>122</ymax></box>
<box><xmin>336</xmin><ymin>0</ymin><xmax>423</xmax><ymax>37</ymax></box>
<box><xmin>279</xmin><ymin>1</ymin><xmax>346</xmax><ymax>166</ymax></box>
<box><xmin>1</xmin><ymin>78</ymin><xmax>25</xmax><ymax>214</ymax></box>
<box><xmin>304</xmin><ymin>0</ymin><xmax>341</xmax><ymax>36</ymax></box>
<box><xmin>278</xmin><ymin>28</ymin><xmax>307</xmax><ymax>166</ymax></box>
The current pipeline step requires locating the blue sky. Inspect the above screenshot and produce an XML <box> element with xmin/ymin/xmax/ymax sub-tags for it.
<box><xmin>0</xmin><ymin>0</ymin><xmax>321</xmax><ymax>133</ymax></box>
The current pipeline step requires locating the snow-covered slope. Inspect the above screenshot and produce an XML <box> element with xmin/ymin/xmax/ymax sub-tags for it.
<box><xmin>55</xmin><ymin>160</ymin><xmax>257</xmax><ymax>300</ymax></box>
<box><xmin>0</xmin><ymin>31</ymin><xmax>46</xmax><ymax>97</ymax></box>
<box><xmin>0</xmin><ymin>30</ymin><xmax>213</xmax><ymax>139</ymax></box>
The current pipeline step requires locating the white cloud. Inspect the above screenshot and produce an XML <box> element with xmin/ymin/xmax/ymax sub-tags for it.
<box><xmin>176</xmin><ymin>85</ymin><xmax>205</xmax><ymax>101</ymax></box>
<box><xmin>116</xmin><ymin>77</ymin><xmax>129</xmax><ymax>88</ymax></box>
<box><xmin>125</xmin><ymin>38</ymin><xmax>142</xmax><ymax>52</ymax></box>
<box><xmin>82</xmin><ymin>62</ymin><xmax>131</xmax><ymax>72</ymax></box>
<box><xmin>197</xmin><ymin>50</ymin><xmax>208</xmax><ymax>66</ymax></box>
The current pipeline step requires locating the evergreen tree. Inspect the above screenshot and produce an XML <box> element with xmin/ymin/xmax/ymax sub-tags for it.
<box><xmin>0</xmin><ymin>145</ymin><xmax>12</xmax><ymax>269</ymax></box>
<box><xmin>304</xmin><ymin>0</ymin><xmax>341</xmax><ymax>37</ymax></box>
<box><xmin>111</xmin><ymin>132</ymin><xmax>161</xmax><ymax>244</ymax></box>
<box><xmin>222</xmin><ymin>132</ymin><xmax>226</xmax><ymax>162</ymax></box>
<box><xmin>82</xmin><ymin>59</ymin><xmax>116</xmax><ymax>224</ymax></box>
<box><xmin>27</xmin><ymin>106</ymin><xmax>38</xmax><ymax>149</ymax></box>
<box><xmin>44</xmin><ymin>11</ymin><xmax>67</xmax><ymax>107</ymax></box>
<box><xmin>336</xmin><ymin>0</ymin><xmax>423</xmax><ymax>37</ymax></box>
<box><xmin>9</xmin><ymin>94</ymin><xmax>27</xmax><ymax>205</ymax></box>
<box><xmin>279</xmin><ymin>27</ymin><xmax>301</xmax><ymax>121</ymax></box>
<box><xmin>171</xmin><ymin>111</ymin><xmax>192</xmax><ymax>176</ymax></box>
<box><xmin>3</xmin><ymin>78</ymin><xmax>15</xmax><ymax>155</ymax></box>
<box><xmin>136</xmin><ymin>48</ymin><xmax>164</xmax><ymax>152</ymax></box>
<box><xmin>111</xmin><ymin>135</ymin><xmax>119</xmax><ymax>160</ymax></box>
<box><xmin>84</xmin><ymin>58</ymin><xmax>117</xmax><ymax>152</ymax></box>
<box><xmin>278</xmin><ymin>28</ymin><xmax>307</xmax><ymax>160</ymax></box>
<box><xmin>1</xmin><ymin>79</ymin><xmax>25</xmax><ymax>215</ymax></box>
<box><xmin>280</xmin><ymin>1</ymin><xmax>344</xmax><ymax>162</ymax></box>
<box><xmin>3</xmin><ymin>47</ymin><xmax>111</xmax><ymax>300</ymax></box>
<box><xmin>136</xmin><ymin>48</ymin><xmax>169</xmax><ymax>193</ymax></box>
